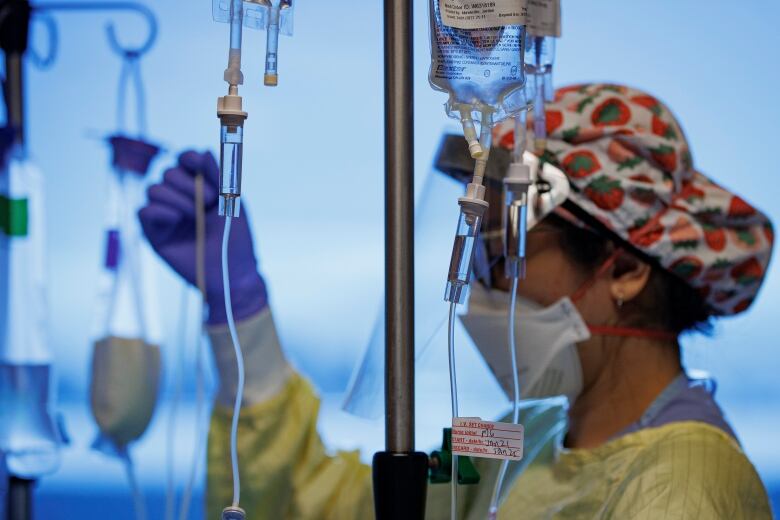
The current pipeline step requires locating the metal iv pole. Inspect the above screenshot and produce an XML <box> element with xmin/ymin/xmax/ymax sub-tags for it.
<box><xmin>372</xmin><ymin>0</ymin><xmax>429</xmax><ymax>518</ymax></box>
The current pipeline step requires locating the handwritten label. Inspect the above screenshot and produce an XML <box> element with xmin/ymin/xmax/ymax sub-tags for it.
<box><xmin>451</xmin><ymin>417</ymin><xmax>524</xmax><ymax>461</ymax></box>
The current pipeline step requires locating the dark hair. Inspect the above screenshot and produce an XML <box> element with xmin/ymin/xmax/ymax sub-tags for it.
<box><xmin>548</xmin><ymin>213</ymin><xmax>713</xmax><ymax>336</ymax></box>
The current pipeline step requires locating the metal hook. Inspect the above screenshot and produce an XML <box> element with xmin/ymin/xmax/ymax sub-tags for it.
<box><xmin>34</xmin><ymin>2</ymin><xmax>158</xmax><ymax>58</ymax></box>
<box><xmin>104</xmin><ymin>3</ymin><xmax>157</xmax><ymax>58</ymax></box>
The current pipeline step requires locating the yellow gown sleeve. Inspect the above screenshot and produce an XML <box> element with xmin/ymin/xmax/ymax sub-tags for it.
<box><xmin>606</xmin><ymin>422</ymin><xmax>773</xmax><ymax>519</ymax></box>
<box><xmin>206</xmin><ymin>373</ymin><xmax>374</xmax><ymax>520</ymax></box>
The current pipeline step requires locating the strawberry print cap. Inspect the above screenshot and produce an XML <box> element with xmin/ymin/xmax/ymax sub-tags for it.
<box><xmin>494</xmin><ymin>83</ymin><xmax>774</xmax><ymax>316</ymax></box>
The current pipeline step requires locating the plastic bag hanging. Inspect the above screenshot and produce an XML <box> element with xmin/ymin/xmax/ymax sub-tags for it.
<box><xmin>89</xmin><ymin>46</ymin><xmax>162</xmax><ymax>456</ymax></box>
<box><xmin>90</xmin><ymin>135</ymin><xmax>161</xmax><ymax>452</ymax></box>
<box><xmin>0</xmin><ymin>129</ymin><xmax>62</xmax><ymax>478</ymax></box>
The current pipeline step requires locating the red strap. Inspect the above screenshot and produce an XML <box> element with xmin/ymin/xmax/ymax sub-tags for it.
<box><xmin>587</xmin><ymin>324</ymin><xmax>677</xmax><ymax>342</ymax></box>
<box><xmin>570</xmin><ymin>249</ymin><xmax>622</xmax><ymax>303</ymax></box>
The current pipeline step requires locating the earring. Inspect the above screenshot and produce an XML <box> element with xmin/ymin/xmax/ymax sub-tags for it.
<box><xmin>616</xmin><ymin>293</ymin><xmax>625</xmax><ymax>308</ymax></box>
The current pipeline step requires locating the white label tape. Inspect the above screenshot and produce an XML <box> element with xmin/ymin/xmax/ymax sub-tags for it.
<box><xmin>451</xmin><ymin>417</ymin><xmax>524</xmax><ymax>461</ymax></box>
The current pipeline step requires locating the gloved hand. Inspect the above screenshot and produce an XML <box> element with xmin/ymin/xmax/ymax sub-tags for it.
<box><xmin>138</xmin><ymin>150</ymin><xmax>267</xmax><ymax>325</ymax></box>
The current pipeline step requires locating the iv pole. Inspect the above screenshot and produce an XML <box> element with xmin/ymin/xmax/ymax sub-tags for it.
<box><xmin>0</xmin><ymin>3</ymin><xmax>156</xmax><ymax>519</ymax></box>
<box><xmin>1</xmin><ymin>0</ymin><xmax>157</xmax><ymax>150</ymax></box>
<box><xmin>373</xmin><ymin>0</ymin><xmax>429</xmax><ymax>518</ymax></box>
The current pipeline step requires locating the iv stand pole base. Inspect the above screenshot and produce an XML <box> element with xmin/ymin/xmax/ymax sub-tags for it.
<box><xmin>7</xmin><ymin>477</ymin><xmax>34</xmax><ymax>520</ymax></box>
<box><xmin>373</xmin><ymin>452</ymin><xmax>429</xmax><ymax>520</ymax></box>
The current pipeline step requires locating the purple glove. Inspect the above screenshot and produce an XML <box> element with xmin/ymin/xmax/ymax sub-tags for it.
<box><xmin>138</xmin><ymin>150</ymin><xmax>267</xmax><ymax>325</ymax></box>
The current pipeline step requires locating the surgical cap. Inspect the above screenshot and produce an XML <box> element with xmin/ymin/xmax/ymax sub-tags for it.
<box><xmin>493</xmin><ymin>83</ymin><xmax>774</xmax><ymax>316</ymax></box>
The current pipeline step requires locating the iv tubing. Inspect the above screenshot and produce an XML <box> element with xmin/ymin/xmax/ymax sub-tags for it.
<box><xmin>513</xmin><ymin>111</ymin><xmax>527</xmax><ymax>164</ymax></box>
<box><xmin>472</xmin><ymin>111</ymin><xmax>493</xmax><ymax>185</ymax></box>
<box><xmin>222</xmin><ymin>217</ymin><xmax>245</xmax><ymax>507</ymax></box>
<box><xmin>123</xmin><ymin>451</ymin><xmax>148</xmax><ymax>520</ymax></box>
<box><xmin>178</xmin><ymin>173</ymin><xmax>209</xmax><ymax>520</ymax></box>
<box><xmin>225</xmin><ymin>0</ymin><xmax>244</xmax><ymax>86</ymax></box>
<box><xmin>447</xmin><ymin>301</ymin><xmax>459</xmax><ymax>520</ymax></box>
<box><xmin>165</xmin><ymin>285</ymin><xmax>189</xmax><ymax>520</ymax></box>
<box><xmin>487</xmin><ymin>275</ymin><xmax>520</xmax><ymax>518</ymax></box>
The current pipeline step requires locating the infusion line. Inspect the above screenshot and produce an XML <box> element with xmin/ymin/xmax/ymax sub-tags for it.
<box><xmin>123</xmin><ymin>450</ymin><xmax>148</xmax><ymax>520</ymax></box>
<box><xmin>222</xmin><ymin>217</ymin><xmax>246</xmax><ymax>511</ymax></box>
<box><xmin>177</xmin><ymin>173</ymin><xmax>209</xmax><ymax>520</ymax></box>
<box><xmin>447</xmin><ymin>300</ymin><xmax>459</xmax><ymax>520</ymax></box>
<box><xmin>488</xmin><ymin>275</ymin><xmax>520</xmax><ymax>518</ymax></box>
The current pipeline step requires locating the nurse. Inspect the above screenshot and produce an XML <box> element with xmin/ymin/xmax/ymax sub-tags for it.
<box><xmin>139</xmin><ymin>83</ymin><xmax>774</xmax><ymax>519</ymax></box>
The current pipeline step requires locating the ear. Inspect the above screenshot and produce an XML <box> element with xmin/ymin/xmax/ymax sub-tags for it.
<box><xmin>609</xmin><ymin>254</ymin><xmax>652</xmax><ymax>304</ymax></box>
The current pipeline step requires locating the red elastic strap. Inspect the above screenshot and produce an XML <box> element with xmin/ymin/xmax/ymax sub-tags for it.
<box><xmin>587</xmin><ymin>325</ymin><xmax>678</xmax><ymax>342</ymax></box>
<box><xmin>570</xmin><ymin>248</ymin><xmax>622</xmax><ymax>303</ymax></box>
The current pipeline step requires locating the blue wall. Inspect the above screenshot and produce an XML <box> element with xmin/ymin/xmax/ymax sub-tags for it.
<box><xmin>4</xmin><ymin>0</ymin><xmax>778</xmax><ymax>517</ymax></box>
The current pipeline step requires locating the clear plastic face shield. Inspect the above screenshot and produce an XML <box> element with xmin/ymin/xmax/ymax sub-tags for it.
<box><xmin>343</xmin><ymin>132</ymin><xmax>571</xmax><ymax>514</ymax></box>
<box><xmin>343</xmin><ymin>135</ymin><xmax>570</xmax><ymax>419</ymax></box>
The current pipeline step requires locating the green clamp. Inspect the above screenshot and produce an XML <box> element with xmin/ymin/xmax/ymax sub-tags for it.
<box><xmin>0</xmin><ymin>195</ymin><xmax>28</xmax><ymax>237</ymax></box>
<box><xmin>429</xmin><ymin>428</ymin><xmax>480</xmax><ymax>485</ymax></box>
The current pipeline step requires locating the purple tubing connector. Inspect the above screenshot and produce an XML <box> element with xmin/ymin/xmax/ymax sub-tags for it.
<box><xmin>108</xmin><ymin>134</ymin><xmax>161</xmax><ymax>177</ymax></box>
<box><xmin>105</xmin><ymin>229</ymin><xmax>121</xmax><ymax>269</ymax></box>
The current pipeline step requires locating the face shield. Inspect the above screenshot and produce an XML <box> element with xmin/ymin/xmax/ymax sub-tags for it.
<box><xmin>342</xmin><ymin>134</ymin><xmax>570</xmax><ymax>421</ymax></box>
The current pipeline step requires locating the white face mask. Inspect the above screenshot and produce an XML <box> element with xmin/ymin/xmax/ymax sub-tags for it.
<box><xmin>460</xmin><ymin>282</ymin><xmax>591</xmax><ymax>405</ymax></box>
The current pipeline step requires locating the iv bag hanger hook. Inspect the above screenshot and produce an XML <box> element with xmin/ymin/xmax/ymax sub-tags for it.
<box><xmin>34</xmin><ymin>1</ymin><xmax>158</xmax><ymax>58</ymax></box>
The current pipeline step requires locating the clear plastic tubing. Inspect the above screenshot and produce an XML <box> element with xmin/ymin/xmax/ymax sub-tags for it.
<box><xmin>229</xmin><ymin>0</ymin><xmax>243</xmax><ymax>59</ymax></box>
<box><xmin>513</xmin><ymin>111</ymin><xmax>527</xmax><ymax>164</ymax></box>
<box><xmin>264</xmin><ymin>1</ymin><xmax>281</xmax><ymax>86</ymax></box>
<box><xmin>487</xmin><ymin>275</ymin><xmax>520</xmax><ymax>519</ymax></box>
<box><xmin>221</xmin><ymin>217</ymin><xmax>246</xmax><ymax>509</ymax></box>
<box><xmin>123</xmin><ymin>452</ymin><xmax>148</xmax><ymax>520</ymax></box>
<box><xmin>447</xmin><ymin>300</ymin><xmax>459</xmax><ymax>520</ymax></box>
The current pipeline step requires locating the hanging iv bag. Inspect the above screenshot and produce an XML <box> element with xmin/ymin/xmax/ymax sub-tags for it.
<box><xmin>428</xmin><ymin>0</ymin><xmax>527</xmax><ymax>124</ymax></box>
<box><xmin>89</xmin><ymin>136</ymin><xmax>162</xmax><ymax>453</ymax></box>
<box><xmin>0</xmin><ymin>141</ymin><xmax>62</xmax><ymax>478</ymax></box>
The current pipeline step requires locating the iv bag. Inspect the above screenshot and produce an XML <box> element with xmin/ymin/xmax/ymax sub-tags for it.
<box><xmin>428</xmin><ymin>0</ymin><xmax>527</xmax><ymax>124</ymax></box>
<box><xmin>212</xmin><ymin>0</ymin><xmax>294</xmax><ymax>35</ymax></box>
<box><xmin>89</xmin><ymin>135</ymin><xmax>161</xmax><ymax>453</ymax></box>
<box><xmin>0</xmin><ymin>146</ymin><xmax>62</xmax><ymax>478</ymax></box>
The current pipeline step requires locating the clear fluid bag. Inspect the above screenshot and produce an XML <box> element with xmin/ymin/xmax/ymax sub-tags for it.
<box><xmin>428</xmin><ymin>0</ymin><xmax>527</xmax><ymax>124</ymax></box>
<box><xmin>0</xmin><ymin>152</ymin><xmax>61</xmax><ymax>478</ymax></box>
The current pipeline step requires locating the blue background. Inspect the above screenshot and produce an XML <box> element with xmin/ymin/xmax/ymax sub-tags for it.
<box><xmin>2</xmin><ymin>0</ymin><xmax>779</xmax><ymax>518</ymax></box>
